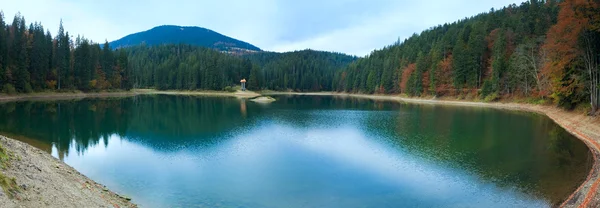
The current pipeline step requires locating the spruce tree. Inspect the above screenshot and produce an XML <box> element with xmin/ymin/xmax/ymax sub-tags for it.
<box><xmin>0</xmin><ymin>12</ymin><xmax>6</xmax><ymax>89</ymax></box>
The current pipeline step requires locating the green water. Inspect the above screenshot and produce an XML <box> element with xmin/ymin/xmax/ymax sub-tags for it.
<box><xmin>0</xmin><ymin>95</ymin><xmax>592</xmax><ymax>207</ymax></box>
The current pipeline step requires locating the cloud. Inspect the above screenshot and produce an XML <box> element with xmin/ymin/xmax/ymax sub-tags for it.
<box><xmin>1</xmin><ymin>0</ymin><xmax>526</xmax><ymax>56</ymax></box>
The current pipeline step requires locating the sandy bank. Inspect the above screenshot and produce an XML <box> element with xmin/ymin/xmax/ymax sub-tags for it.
<box><xmin>0</xmin><ymin>136</ymin><xmax>136</xmax><ymax>208</ymax></box>
<box><xmin>250</xmin><ymin>96</ymin><xmax>276</xmax><ymax>103</ymax></box>
<box><xmin>264</xmin><ymin>91</ymin><xmax>600</xmax><ymax>208</ymax></box>
<box><xmin>141</xmin><ymin>89</ymin><xmax>261</xmax><ymax>99</ymax></box>
<box><xmin>0</xmin><ymin>89</ymin><xmax>262</xmax><ymax>102</ymax></box>
<box><xmin>0</xmin><ymin>91</ymin><xmax>136</xmax><ymax>102</ymax></box>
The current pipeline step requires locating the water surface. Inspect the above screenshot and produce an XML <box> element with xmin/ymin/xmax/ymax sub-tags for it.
<box><xmin>0</xmin><ymin>95</ymin><xmax>592</xmax><ymax>207</ymax></box>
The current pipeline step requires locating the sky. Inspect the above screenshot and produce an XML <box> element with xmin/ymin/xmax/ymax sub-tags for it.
<box><xmin>1</xmin><ymin>0</ymin><xmax>526</xmax><ymax>56</ymax></box>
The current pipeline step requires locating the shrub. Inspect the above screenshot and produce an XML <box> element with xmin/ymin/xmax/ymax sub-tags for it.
<box><xmin>2</xmin><ymin>84</ymin><xmax>16</xmax><ymax>95</ymax></box>
<box><xmin>480</xmin><ymin>80</ymin><xmax>493</xmax><ymax>98</ymax></box>
<box><xmin>484</xmin><ymin>92</ymin><xmax>500</xmax><ymax>102</ymax></box>
<box><xmin>24</xmin><ymin>83</ymin><xmax>33</xmax><ymax>93</ymax></box>
<box><xmin>224</xmin><ymin>86</ymin><xmax>236</xmax><ymax>92</ymax></box>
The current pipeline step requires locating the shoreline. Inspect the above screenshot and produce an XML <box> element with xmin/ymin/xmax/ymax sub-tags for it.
<box><xmin>0</xmin><ymin>89</ymin><xmax>262</xmax><ymax>102</ymax></box>
<box><xmin>0</xmin><ymin>135</ymin><xmax>136</xmax><ymax>207</ymax></box>
<box><xmin>1</xmin><ymin>90</ymin><xmax>599</xmax><ymax>207</ymax></box>
<box><xmin>0</xmin><ymin>89</ymin><xmax>261</xmax><ymax>102</ymax></box>
<box><xmin>0</xmin><ymin>91</ymin><xmax>138</xmax><ymax>102</ymax></box>
<box><xmin>264</xmin><ymin>91</ymin><xmax>600</xmax><ymax>207</ymax></box>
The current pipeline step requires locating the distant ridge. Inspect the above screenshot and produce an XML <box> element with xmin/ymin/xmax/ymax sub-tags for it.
<box><xmin>109</xmin><ymin>25</ymin><xmax>261</xmax><ymax>54</ymax></box>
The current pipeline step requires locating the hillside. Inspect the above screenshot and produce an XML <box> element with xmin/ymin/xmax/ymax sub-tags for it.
<box><xmin>109</xmin><ymin>25</ymin><xmax>261</xmax><ymax>54</ymax></box>
<box><xmin>332</xmin><ymin>0</ymin><xmax>599</xmax><ymax>113</ymax></box>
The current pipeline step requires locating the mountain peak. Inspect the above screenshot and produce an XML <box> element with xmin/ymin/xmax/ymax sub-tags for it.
<box><xmin>109</xmin><ymin>25</ymin><xmax>261</xmax><ymax>54</ymax></box>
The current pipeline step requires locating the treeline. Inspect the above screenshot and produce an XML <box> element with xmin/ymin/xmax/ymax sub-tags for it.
<box><xmin>333</xmin><ymin>0</ymin><xmax>599</xmax><ymax>112</ymax></box>
<box><xmin>0</xmin><ymin>13</ymin><xmax>131</xmax><ymax>93</ymax></box>
<box><xmin>125</xmin><ymin>45</ymin><xmax>356</xmax><ymax>91</ymax></box>
<box><xmin>245</xmin><ymin>50</ymin><xmax>357</xmax><ymax>91</ymax></box>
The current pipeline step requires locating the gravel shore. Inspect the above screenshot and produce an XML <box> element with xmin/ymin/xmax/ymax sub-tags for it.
<box><xmin>0</xmin><ymin>136</ymin><xmax>136</xmax><ymax>208</ymax></box>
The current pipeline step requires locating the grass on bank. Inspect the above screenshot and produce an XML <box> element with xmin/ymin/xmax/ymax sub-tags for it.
<box><xmin>0</xmin><ymin>143</ymin><xmax>20</xmax><ymax>199</ymax></box>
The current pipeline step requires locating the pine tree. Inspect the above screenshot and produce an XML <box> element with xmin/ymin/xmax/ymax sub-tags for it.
<box><xmin>55</xmin><ymin>20</ymin><xmax>69</xmax><ymax>90</ymax></box>
<box><xmin>466</xmin><ymin>22</ymin><xmax>486</xmax><ymax>88</ymax></box>
<box><xmin>248</xmin><ymin>64</ymin><xmax>261</xmax><ymax>90</ymax></box>
<box><xmin>102</xmin><ymin>41</ymin><xmax>113</xmax><ymax>84</ymax></box>
<box><xmin>9</xmin><ymin>14</ymin><xmax>31</xmax><ymax>92</ymax></box>
<box><xmin>453</xmin><ymin>28</ymin><xmax>469</xmax><ymax>89</ymax></box>
<box><xmin>365</xmin><ymin>69</ymin><xmax>377</xmax><ymax>93</ymax></box>
<box><xmin>73</xmin><ymin>37</ymin><xmax>91</xmax><ymax>91</ymax></box>
<box><xmin>118</xmin><ymin>50</ymin><xmax>131</xmax><ymax>90</ymax></box>
<box><xmin>0</xmin><ymin>12</ymin><xmax>6</xmax><ymax>89</ymax></box>
<box><xmin>490</xmin><ymin>28</ymin><xmax>507</xmax><ymax>94</ymax></box>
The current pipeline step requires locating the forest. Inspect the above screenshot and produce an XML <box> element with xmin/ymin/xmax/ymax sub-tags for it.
<box><xmin>125</xmin><ymin>44</ymin><xmax>254</xmax><ymax>90</ymax></box>
<box><xmin>125</xmin><ymin>45</ymin><xmax>355</xmax><ymax>91</ymax></box>
<box><xmin>0</xmin><ymin>13</ymin><xmax>131</xmax><ymax>93</ymax></box>
<box><xmin>0</xmin><ymin>0</ymin><xmax>599</xmax><ymax>113</ymax></box>
<box><xmin>332</xmin><ymin>0</ymin><xmax>600</xmax><ymax>112</ymax></box>
<box><xmin>244</xmin><ymin>50</ymin><xmax>357</xmax><ymax>91</ymax></box>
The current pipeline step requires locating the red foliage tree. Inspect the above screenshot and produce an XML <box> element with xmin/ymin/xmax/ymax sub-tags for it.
<box><xmin>543</xmin><ymin>0</ymin><xmax>599</xmax><ymax>111</ymax></box>
<box><xmin>400</xmin><ymin>64</ymin><xmax>416</xmax><ymax>94</ymax></box>
<box><xmin>436</xmin><ymin>56</ymin><xmax>454</xmax><ymax>96</ymax></box>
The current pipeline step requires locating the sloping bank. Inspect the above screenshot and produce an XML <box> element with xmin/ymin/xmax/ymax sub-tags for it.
<box><xmin>264</xmin><ymin>92</ymin><xmax>600</xmax><ymax>208</ymax></box>
<box><xmin>0</xmin><ymin>136</ymin><xmax>137</xmax><ymax>208</ymax></box>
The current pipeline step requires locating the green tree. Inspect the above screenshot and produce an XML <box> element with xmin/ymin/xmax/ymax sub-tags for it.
<box><xmin>54</xmin><ymin>20</ymin><xmax>71</xmax><ymax>90</ymax></box>
<box><xmin>0</xmin><ymin>12</ymin><xmax>6</xmax><ymax>90</ymax></box>
<box><xmin>366</xmin><ymin>69</ymin><xmax>377</xmax><ymax>93</ymax></box>
<box><xmin>73</xmin><ymin>36</ymin><xmax>92</xmax><ymax>91</ymax></box>
<box><xmin>248</xmin><ymin>64</ymin><xmax>261</xmax><ymax>90</ymax></box>
<box><xmin>102</xmin><ymin>41</ymin><xmax>114</xmax><ymax>86</ymax></box>
<box><xmin>9</xmin><ymin>14</ymin><xmax>31</xmax><ymax>92</ymax></box>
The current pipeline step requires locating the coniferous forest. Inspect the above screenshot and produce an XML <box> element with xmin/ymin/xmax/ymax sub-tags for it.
<box><xmin>245</xmin><ymin>50</ymin><xmax>357</xmax><ymax>91</ymax></box>
<box><xmin>0</xmin><ymin>14</ymin><xmax>131</xmax><ymax>93</ymax></box>
<box><xmin>0</xmin><ymin>0</ymin><xmax>599</xmax><ymax>112</ymax></box>
<box><xmin>125</xmin><ymin>45</ymin><xmax>356</xmax><ymax>91</ymax></box>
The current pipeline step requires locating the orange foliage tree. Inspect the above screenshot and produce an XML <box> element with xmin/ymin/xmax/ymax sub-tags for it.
<box><xmin>421</xmin><ymin>71</ymin><xmax>430</xmax><ymax>95</ymax></box>
<box><xmin>543</xmin><ymin>0</ymin><xmax>600</xmax><ymax>111</ymax></box>
<box><xmin>400</xmin><ymin>64</ymin><xmax>416</xmax><ymax>94</ymax></box>
<box><xmin>435</xmin><ymin>56</ymin><xmax>454</xmax><ymax>96</ymax></box>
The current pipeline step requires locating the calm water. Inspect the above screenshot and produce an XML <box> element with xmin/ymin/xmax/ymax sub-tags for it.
<box><xmin>0</xmin><ymin>95</ymin><xmax>592</xmax><ymax>207</ymax></box>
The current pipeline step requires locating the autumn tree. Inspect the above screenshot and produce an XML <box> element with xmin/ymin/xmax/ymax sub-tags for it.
<box><xmin>509</xmin><ymin>36</ymin><xmax>548</xmax><ymax>96</ymax></box>
<box><xmin>435</xmin><ymin>55</ymin><xmax>454</xmax><ymax>96</ymax></box>
<box><xmin>400</xmin><ymin>63</ymin><xmax>416</xmax><ymax>94</ymax></box>
<box><xmin>543</xmin><ymin>0</ymin><xmax>600</xmax><ymax>111</ymax></box>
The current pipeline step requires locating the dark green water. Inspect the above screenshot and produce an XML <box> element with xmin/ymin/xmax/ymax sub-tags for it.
<box><xmin>0</xmin><ymin>95</ymin><xmax>592</xmax><ymax>207</ymax></box>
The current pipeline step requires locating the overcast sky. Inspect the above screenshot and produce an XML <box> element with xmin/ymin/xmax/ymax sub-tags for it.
<box><xmin>2</xmin><ymin>0</ymin><xmax>525</xmax><ymax>56</ymax></box>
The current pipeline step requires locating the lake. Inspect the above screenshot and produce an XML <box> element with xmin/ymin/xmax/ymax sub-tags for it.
<box><xmin>0</xmin><ymin>95</ymin><xmax>592</xmax><ymax>207</ymax></box>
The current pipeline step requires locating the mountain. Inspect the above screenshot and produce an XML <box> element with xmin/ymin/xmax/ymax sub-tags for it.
<box><xmin>109</xmin><ymin>25</ymin><xmax>261</xmax><ymax>54</ymax></box>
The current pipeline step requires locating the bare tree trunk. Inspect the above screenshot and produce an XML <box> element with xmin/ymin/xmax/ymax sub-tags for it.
<box><xmin>529</xmin><ymin>45</ymin><xmax>541</xmax><ymax>92</ymax></box>
<box><xmin>583</xmin><ymin>33</ymin><xmax>599</xmax><ymax>114</ymax></box>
